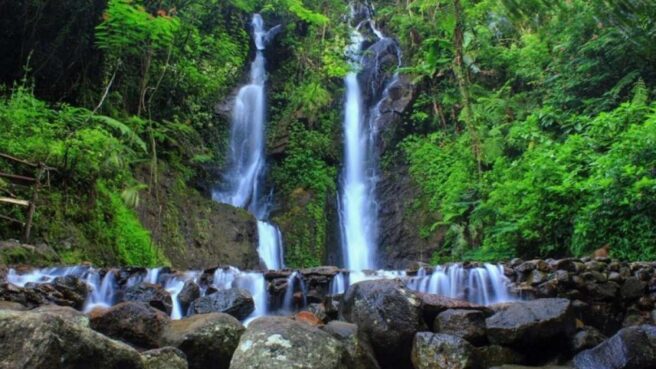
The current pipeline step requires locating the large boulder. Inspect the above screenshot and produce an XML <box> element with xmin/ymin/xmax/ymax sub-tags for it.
<box><xmin>434</xmin><ymin>309</ymin><xmax>487</xmax><ymax>345</ymax></box>
<box><xmin>486</xmin><ymin>298</ymin><xmax>576</xmax><ymax>348</ymax></box>
<box><xmin>159</xmin><ymin>313</ymin><xmax>244</xmax><ymax>369</ymax></box>
<box><xmin>142</xmin><ymin>347</ymin><xmax>188</xmax><ymax>369</ymax></box>
<box><xmin>573</xmin><ymin>324</ymin><xmax>656</xmax><ymax>369</ymax></box>
<box><xmin>124</xmin><ymin>283</ymin><xmax>173</xmax><ymax>315</ymax></box>
<box><xmin>322</xmin><ymin>320</ymin><xmax>381</xmax><ymax>369</ymax></box>
<box><xmin>189</xmin><ymin>288</ymin><xmax>254</xmax><ymax>320</ymax></box>
<box><xmin>340</xmin><ymin>279</ymin><xmax>425</xmax><ymax>369</ymax></box>
<box><xmin>0</xmin><ymin>309</ymin><xmax>143</xmax><ymax>369</ymax></box>
<box><xmin>229</xmin><ymin>316</ymin><xmax>348</xmax><ymax>369</ymax></box>
<box><xmin>411</xmin><ymin>332</ymin><xmax>479</xmax><ymax>369</ymax></box>
<box><xmin>419</xmin><ymin>293</ymin><xmax>491</xmax><ymax>326</ymax></box>
<box><xmin>90</xmin><ymin>302</ymin><xmax>171</xmax><ymax>349</ymax></box>
<box><xmin>32</xmin><ymin>305</ymin><xmax>89</xmax><ymax>327</ymax></box>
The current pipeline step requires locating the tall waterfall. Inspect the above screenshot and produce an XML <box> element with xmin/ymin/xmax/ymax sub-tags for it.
<box><xmin>339</xmin><ymin>4</ymin><xmax>399</xmax><ymax>271</ymax></box>
<box><xmin>213</xmin><ymin>14</ymin><xmax>283</xmax><ymax>270</ymax></box>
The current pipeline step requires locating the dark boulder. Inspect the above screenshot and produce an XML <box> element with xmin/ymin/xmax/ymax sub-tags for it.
<box><xmin>570</xmin><ymin>326</ymin><xmax>606</xmax><ymax>353</ymax></box>
<box><xmin>51</xmin><ymin>275</ymin><xmax>89</xmax><ymax>309</ymax></box>
<box><xmin>340</xmin><ymin>279</ymin><xmax>424</xmax><ymax>369</ymax></box>
<box><xmin>573</xmin><ymin>324</ymin><xmax>656</xmax><ymax>369</ymax></box>
<box><xmin>90</xmin><ymin>302</ymin><xmax>171</xmax><ymax>349</ymax></box>
<box><xmin>229</xmin><ymin>316</ymin><xmax>348</xmax><ymax>369</ymax></box>
<box><xmin>477</xmin><ymin>345</ymin><xmax>524</xmax><ymax>368</ymax></box>
<box><xmin>177</xmin><ymin>280</ymin><xmax>200</xmax><ymax>314</ymax></box>
<box><xmin>189</xmin><ymin>288</ymin><xmax>254</xmax><ymax>320</ymax></box>
<box><xmin>322</xmin><ymin>320</ymin><xmax>381</xmax><ymax>369</ymax></box>
<box><xmin>159</xmin><ymin>313</ymin><xmax>244</xmax><ymax>369</ymax></box>
<box><xmin>419</xmin><ymin>293</ymin><xmax>491</xmax><ymax>326</ymax></box>
<box><xmin>486</xmin><ymin>299</ymin><xmax>576</xmax><ymax>349</ymax></box>
<box><xmin>0</xmin><ymin>309</ymin><xmax>143</xmax><ymax>369</ymax></box>
<box><xmin>411</xmin><ymin>332</ymin><xmax>479</xmax><ymax>369</ymax></box>
<box><xmin>433</xmin><ymin>309</ymin><xmax>486</xmax><ymax>345</ymax></box>
<box><xmin>124</xmin><ymin>283</ymin><xmax>173</xmax><ymax>315</ymax></box>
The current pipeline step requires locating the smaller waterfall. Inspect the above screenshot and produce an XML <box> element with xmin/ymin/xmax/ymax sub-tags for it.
<box><xmin>83</xmin><ymin>270</ymin><xmax>116</xmax><ymax>311</ymax></box>
<box><xmin>329</xmin><ymin>272</ymin><xmax>347</xmax><ymax>295</ymax></box>
<box><xmin>234</xmin><ymin>272</ymin><xmax>268</xmax><ymax>321</ymax></box>
<box><xmin>213</xmin><ymin>14</ymin><xmax>284</xmax><ymax>270</ymax></box>
<box><xmin>282</xmin><ymin>272</ymin><xmax>307</xmax><ymax>312</ymax></box>
<box><xmin>407</xmin><ymin>264</ymin><xmax>513</xmax><ymax>305</ymax></box>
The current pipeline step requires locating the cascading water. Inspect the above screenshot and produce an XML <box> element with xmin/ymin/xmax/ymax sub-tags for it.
<box><xmin>338</xmin><ymin>3</ymin><xmax>401</xmax><ymax>271</ymax></box>
<box><xmin>212</xmin><ymin>14</ymin><xmax>283</xmax><ymax>270</ymax></box>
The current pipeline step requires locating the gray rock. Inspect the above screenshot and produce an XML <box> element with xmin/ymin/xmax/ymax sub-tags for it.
<box><xmin>622</xmin><ymin>277</ymin><xmax>647</xmax><ymax>300</ymax></box>
<box><xmin>477</xmin><ymin>345</ymin><xmax>524</xmax><ymax>368</ymax></box>
<box><xmin>340</xmin><ymin>279</ymin><xmax>424</xmax><ymax>369</ymax></box>
<box><xmin>90</xmin><ymin>302</ymin><xmax>171</xmax><ymax>349</ymax></box>
<box><xmin>189</xmin><ymin>288</ymin><xmax>254</xmax><ymax>320</ymax></box>
<box><xmin>486</xmin><ymin>299</ymin><xmax>576</xmax><ymax>348</ymax></box>
<box><xmin>571</xmin><ymin>327</ymin><xmax>606</xmax><ymax>353</ymax></box>
<box><xmin>573</xmin><ymin>324</ymin><xmax>656</xmax><ymax>369</ymax></box>
<box><xmin>433</xmin><ymin>309</ymin><xmax>486</xmax><ymax>345</ymax></box>
<box><xmin>142</xmin><ymin>347</ymin><xmax>188</xmax><ymax>369</ymax></box>
<box><xmin>322</xmin><ymin>320</ymin><xmax>380</xmax><ymax>369</ymax></box>
<box><xmin>32</xmin><ymin>304</ymin><xmax>89</xmax><ymax>327</ymax></box>
<box><xmin>0</xmin><ymin>309</ymin><xmax>143</xmax><ymax>369</ymax></box>
<box><xmin>229</xmin><ymin>316</ymin><xmax>348</xmax><ymax>369</ymax></box>
<box><xmin>177</xmin><ymin>281</ymin><xmax>200</xmax><ymax>314</ymax></box>
<box><xmin>124</xmin><ymin>283</ymin><xmax>173</xmax><ymax>315</ymax></box>
<box><xmin>411</xmin><ymin>332</ymin><xmax>479</xmax><ymax>369</ymax></box>
<box><xmin>159</xmin><ymin>312</ymin><xmax>244</xmax><ymax>369</ymax></box>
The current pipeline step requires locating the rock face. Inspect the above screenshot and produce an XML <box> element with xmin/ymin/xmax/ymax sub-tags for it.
<box><xmin>159</xmin><ymin>313</ymin><xmax>244</xmax><ymax>369</ymax></box>
<box><xmin>0</xmin><ymin>309</ymin><xmax>143</xmax><ymax>369</ymax></box>
<box><xmin>434</xmin><ymin>309</ymin><xmax>487</xmax><ymax>345</ymax></box>
<box><xmin>573</xmin><ymin>325</ymin><xmax>656</xmax><ymax>369</ymax></box>
<box><xmin>142</xmin><ymin>347</ymin><xmax>188</xmax><ymax>369</ymax></box>
<box><xmin>411</xmin><ymin>332</ymin><xmax>479</xmax><ymax>369</ymax></box>
<box><xmin>124</xmin><ymin>283</ymin><xmax>173</xmax><ymax>315</ymax></box>
<box><xmin>322</xmin><ymin>320</ymin><xmax>381</xmax><ymax>369</ymax></box>
<box><xmin>229</xmin><ymin>316</ymin><xmax>348</xmax><ymax>369</ymax></box>
<box><xmin>188</xmin><ymin>288</ymin><xmax>254</xmax><ymax>320</ymax></box>
<box><xmin>340</xmin><ymin>279</ymin><xmax>425</xmax><ymax>369</ymax></box>
<box><xmin>134</xmin><ymin>165</ymin><xmax>260</xmax><ymax>270</ymax></box>
<box><xmin>486</xmin><ymin>298</ymin><xmax>576</xmax><ymax>348</ymax></box>
<box><xmin>90</xmin><ymin>302</ymin><xmax>171</xmax><ymax>349</ymax></box>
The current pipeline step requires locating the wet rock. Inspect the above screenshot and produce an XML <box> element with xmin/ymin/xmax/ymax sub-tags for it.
<box><xmin>142</xmin><ymin>347</ymin><xmax>188</xmax><ymax>369</ymax></box>
<box><xmin>124</xmin><ymin>283</ymin><xmax>173</xmax><ymax>315</ymax></box>
<box><xmin>571</xmin><ymin>326</ymin><xmax>606</xmax><ymax>353</ymax></box>
<box><xmin>0</xmin><ymin>309</ymin><xmax>143</xmax><ymax>369</ymax></box>
<box><xmin>411</xmin><ymin>332</ymin><xmax>479</xmax><ymax>369</ymax></box>
<box><xmin>419</xmin><ymin>293</ymin><xmax>491</xmax><ymax>326</ymax></box>
<box><xmin>160</xmin><ymin>312</ymin><xmax>243</xmax><ymax>369</ymax></box>
<box><xmin>189</xmin><ymin>288</ymin><xmax>254</xmax><ymax>320</ymax></box>
<box><xmin>322</xmin><ymin>320</ymin><xmax>381</xmax><ymax>369</ymax></box>
<box><xmin>229</xmin><ymin>316</ymin><xmax>348</xmax><ymax>369</ymax></box>
<box><xmin>90</xmin><ymin>302</ymin><xmax>171</xmax><ymax>349</ymax></box>
<box><xmin>477</xmin><ymin>345</ymin><xmax>524</xmax><ymax>368</ymax></box>
<box><xmin>358</xmin><ymin>38</ymin><xmax>401</xmax><ymax>107</ymax></box>
<box><xmin>51</xmin><ymin>275</ymin><xmax>89</xmax><ymax>309</ymax></box>
<box><xmin>177</xmin><ymin>281</ymin><xmax>200</xmax><ymax>314</ymax></box>
<box><xmin>573</xmin><ymin>324</ymin><xmax>656</xmax><ymax>369</ymax></box>
<box><xmin>622</xmin><ymin>277</ymin><xmax>647</xmax><ymax>300</ymax></box>
<box><xmin>486</xmin><ymin>299</ymin><xmax>576</xmax><ymax>348</ymax></box>
<box><xmin>586</xmin><ymin>281</ymin><xmax>619</xmax><ymax>301</ymax></box>
<box><xmin>433</xmin><ymin>309</ymin><xmax>486</xmax><ymax>345</ymax></box>
<box><xmin>340</xmin><ymin>279</ymin><xmax>424</xmax><ymax>369</ymax></box>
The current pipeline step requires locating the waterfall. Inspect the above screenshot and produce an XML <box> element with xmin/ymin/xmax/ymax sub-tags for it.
<box><xmin>339</xmin><ymin>4</ymin><xmax>401</xmax><ymax>271</ymax></box>
<box><xmin>83</xmin><ymin>270</ymin><xmax>116</xmax><ymax>311</ymax></box>
<box><xmin>212</xmin><ymin>14</ymin><xmax>283</xmax><ymax>270</ymax></box>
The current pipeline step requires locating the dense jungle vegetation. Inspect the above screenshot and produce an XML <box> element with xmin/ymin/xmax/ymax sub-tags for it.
<box><xmin>0</xmin><ymin>0</ymin><xmax>654</xmax><ymax>267</ymax></box>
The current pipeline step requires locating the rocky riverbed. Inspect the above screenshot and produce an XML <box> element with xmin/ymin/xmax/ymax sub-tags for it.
<box><xmin>1</xmin><ymin>257</ymin><xmax>656</xmax><ymax>368</ymax></box>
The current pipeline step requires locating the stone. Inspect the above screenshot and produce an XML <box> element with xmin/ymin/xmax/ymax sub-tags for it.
<box><xmin>411</xmin><ymin>332</ymin><xmax>479</xmax><ymax>369</ymax></box>
<box><xmin>142</xmin><ymin>347</ymin><xmax>188</xmax><ymax>369</ymax></box>
<box><xmin>160</xmin><ymin>312</ymin><xmax>244</xmax><ymax>369</ymax></box>
<box><xmin>486</xmin><ymin>299</ymin><xmax>576</xmax><ymax>348</ymax></box>
<box><xmin>32</xmin><ymin>304</ymin><xmax>89</xmax><ymax>327</ymax></box>
<box><xmin>622</xmin><ymin>277</ymin><xmax>647</xmax><ymax>300</ymax></box>
<box><xmin>0</xmin><ymin>309</ymin><xmax>143</xmax><ymax>369</ymax></box>
<box><xmin>573</xmin><ymin>324</ymin><xmax>656</xmax><ymax>369</ymax></box>
<box><xmin>51</xmin><ymin>275</ymin><xmax>89</xmax><ymax>309</ymax></box>
<box><xmin>433</xmin><ymin>309</ymin><xmax>486</xmax><ymax>345</ymax></box>
<box><xmin>322</xmin><ymin>320</ymin><xmax>381</xmax><ymax>369</ymax></box>
<box><xmin>477</xmin><ymin>345</ymin><xmax>524</xmax><ymax>368</ymax></box>
<box><xmin>189</xmin><ymin>288</ymin><xmax>254</xmax><ymax>320</ymax></box>
<box><xmin>124</xmin><ymin>283</ymin><xmax>173</xmax><ymax>315</ymax></box>
<box><xmin>229</xmin><ymin>316</ymin><xmax>348</xmax><ymax>369</ymax></box>
<box><xmin>90</xmin><ymin>302</ymin><xmax>171</xmax><ymax>349</ymax></box>
<box><xmin>571</xmin><ymin>326</ymin><xmax>606</xmax><ymax>353</ymax></box>
<box><xmin>340</xmin><ymin>279</ymin><xmax>425</xmax><ymax>369</ymax></box>
<box><xmin>295</xmin><ymin>311</ymin><xmax>322</xmax><ymax>326</ymax></box>
<box><xmin>177</xmin><ymin>280</ymin><xmax>200</xmax><ymax>314</ymax></box>
<box><xmin>419</xmin><ymin>293</ymin><xmax>491</xmax><ymax>325</ymax></box>
<box><xmin>306</xmin><ymin>303</ymin><xmax>328</xmax><ymax>322</ymax></box>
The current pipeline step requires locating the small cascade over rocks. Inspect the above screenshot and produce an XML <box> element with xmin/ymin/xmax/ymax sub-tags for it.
<box><xmin>212</xmin><ymin>14</ymin><xmax>283</xmax><ymax>270</ymax></box>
